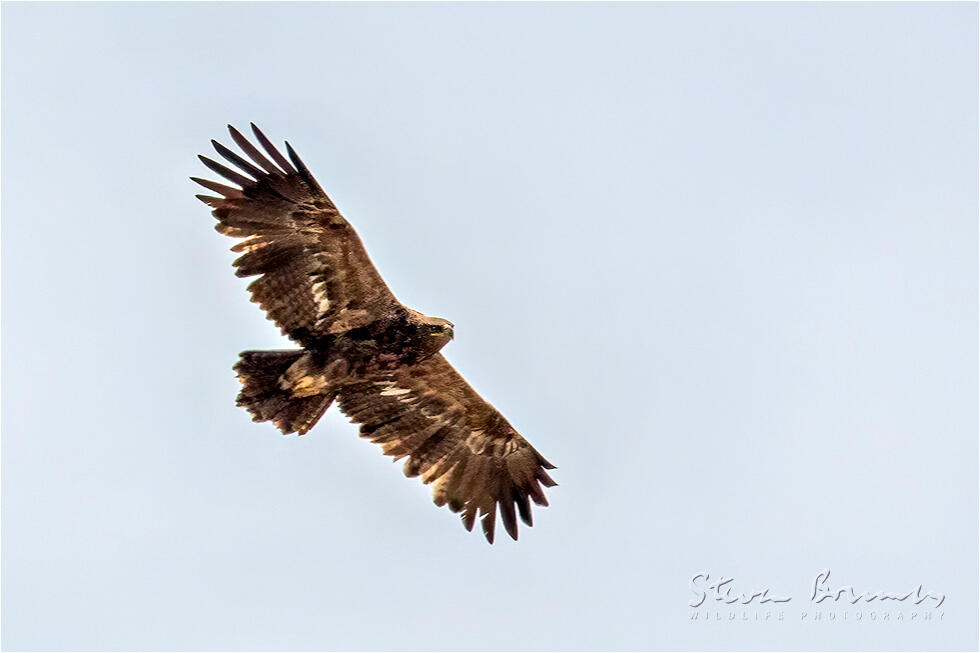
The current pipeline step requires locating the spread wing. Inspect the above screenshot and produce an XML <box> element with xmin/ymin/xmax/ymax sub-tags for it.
<box><xmin>193</xmin><ymin>124</ymin><xmax>401</xmax><ymax>346</ymax></box>
<box><xmin>336</xmin><ymin>354</ymin><xmax>557</xmax><ymax>543</ymax></box>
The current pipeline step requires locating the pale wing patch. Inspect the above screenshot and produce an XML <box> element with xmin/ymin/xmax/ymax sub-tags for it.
<box><xmin>308</xmin><ymin>251</ymin><xmax>333</xmax><ymax>318</ymax></box>
<box><xmin>278</xmin><ymin>355</ymin><xmax>331</xmax><ymax>397</ymax></box>
<box><xmin>375</xmin><ymin>381</ymin><xmax>419</xmax><ymax>405</ymax></box>
<box><xmin>311</xmin><ymin>279</ymin><xmax>331</xmax><ymax>315</ymax></box>
<box><xmin>380</xmin><ymin>386</ymin><xmax>412</xmax><ymax>397</ymax></box>
<box><xmin>465</xmin><ymin>430</ymin><xmax>488</xmax><ymax>455</ymax></box>
<box><xmin>234</xmin><ymin>235</ymin><xmax>274</xmax><ymax>253</ymax></box>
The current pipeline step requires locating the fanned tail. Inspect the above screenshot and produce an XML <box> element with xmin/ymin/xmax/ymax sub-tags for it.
<box><xmin>234</xmin><ymin>350</ymin><xmax>334</xmax><ymax>435</ymax></box>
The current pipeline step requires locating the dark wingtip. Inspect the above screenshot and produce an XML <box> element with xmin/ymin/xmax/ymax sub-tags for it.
<box><xmin>250</xmin><ymin>123</ymin><xmax>296</xmax><ymax>173</ymax></box>
<box><xmin>211</xmin><ymin>137</ymin><xmax>265</xmax><ymax>179</ymax></box>
<box><xmin>284</xmin><ymin>141</ymin><xmax>309</xmax><ymax>172</ymax></box>
<box><xmin>198</xmin><ymin>154</ymin><xmax>252</xmax><ymax>187</ymax></box>
<box><xmin>517</xmin><ymin>501</ymin><xmax>533</xmax><ymax>528</ymax></box>
<box><xmin>481</xmin><ymin>509</ymin><xmax>497</xmax><ymax>544</ymax></box>
<box><xmin>189</xmin><ymin>176</ymin><xmax>216</xmax><ymax>188</ymax></box>
<box><xmin>502</xmin><ymin>513</ymin><xmax>519</xmax><ymax>541</ymax></box>
<box><xmin>250</xmin><ymin>122</ymin><xmax>269</xmax><ymax>142</ymax></box>
<box><xmin>194</xmin><ymin>194</ymin><xmax>221</xmax><ymax>205</ymax></box>
<box><xmin>462</xmin><ymin>506</ymin><xmax>477</xmax><ymax>532</ymax></box>
<box><xmin>538</xmin><ymin>469</ymin><xmax>558</xmax><ymax>488</ymax></box>
<box><xmin>284</xmin><ymin>140</ymin><xmax>326</xmax><ymax>194</ymax></box>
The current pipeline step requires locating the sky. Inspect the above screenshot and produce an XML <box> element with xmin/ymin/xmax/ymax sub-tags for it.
<box><xmin>2</xmin><ymin>2</ymin><xmax>977</xmax><ymax>651</ymax></box>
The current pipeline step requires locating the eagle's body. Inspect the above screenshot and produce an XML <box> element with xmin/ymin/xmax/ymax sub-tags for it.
<box><xmin>194</xmin><ymin>124</ymin><xmax>555</xmax><ymax>543</ymax></box>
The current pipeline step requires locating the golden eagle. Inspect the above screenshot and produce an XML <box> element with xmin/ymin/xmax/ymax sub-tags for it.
<box><xmin>193</xmin><ymin>124</ymin><xmax>556</xmax><ymax>543</ymax></box>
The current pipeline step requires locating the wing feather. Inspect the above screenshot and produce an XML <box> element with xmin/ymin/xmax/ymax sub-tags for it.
<box><xmin>198</xmin><ymin>155</ymin><xmax>255</xmax><ymax>187</ymax></box>
<box><xmin>336</xmin><ymin>354</ymin><xmax>556</xmax><ymax>543</ymax></box>
<box><xmin>191</xmin><ymin>176</ymin><xmax>244</xmax><ymax>198</ymax></box>
<box><xmin>251</xmin><ymin>122</ymin><xmax>296</xmax><ymax>173</ymax></box>
<box><xmin>228</xmin><ymin>124</ymin><xmax>282</xmax><ymax>175</ymax></box>
<box><xmin>212</xmin><ymin>139</ymin><xmax>267</xmax><ymax>180</ymax></box>
<box><xmin>194</xmin><ymin>124</ymin><xmax>401</xmax><ymax>344</ymax></box>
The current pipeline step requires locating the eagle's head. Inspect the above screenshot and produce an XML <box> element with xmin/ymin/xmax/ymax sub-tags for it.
<box><xmin>419</xmin><ymin>314</ymin><xmax>455</xmax><ymax>355</ymax></box>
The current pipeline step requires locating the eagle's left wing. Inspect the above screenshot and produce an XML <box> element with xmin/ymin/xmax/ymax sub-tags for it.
<box><xmin>193</xmin><ymin>124</ymin><xmax>403</xmax><ymax>347</ymax></box>
<box><xmin>336</xmin><ymin>354</ymin><xmax>556</xmax><ymax>543</ymax></box>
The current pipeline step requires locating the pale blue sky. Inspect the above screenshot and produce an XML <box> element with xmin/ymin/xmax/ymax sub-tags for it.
<box><xmin>2</xmin><ymin>2</ymin><xmax>977</xmax><ymax>650</ymax></box>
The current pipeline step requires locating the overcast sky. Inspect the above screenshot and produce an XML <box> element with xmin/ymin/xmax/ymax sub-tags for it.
<box><xmin>2</xmin><ymin>2</ymin><xmax>977</xmax><ymax>651</ymax></box>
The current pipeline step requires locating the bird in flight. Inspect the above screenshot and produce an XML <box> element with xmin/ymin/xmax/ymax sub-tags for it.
<box><xmin>193</xmin><ymin>124</ymin><xmax>556</xmax><ymax>543</ymax></box>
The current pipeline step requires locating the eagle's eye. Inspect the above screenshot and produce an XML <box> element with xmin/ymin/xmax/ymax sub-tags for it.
<box><xmin>426</xmin><ymin>321</ymin><xmax>453</xmax><ymax>336</ymax></box>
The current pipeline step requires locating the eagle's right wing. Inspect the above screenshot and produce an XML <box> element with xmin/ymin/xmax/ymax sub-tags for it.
<box><xmin>336</xmin><ymin>354</ymin><xmax>557</xmax><ymax>543</ymax></box>
<box><xmin>193</xmin><ymin>124</ymin><xmax>401</xmax><ymax>346</ymax></box>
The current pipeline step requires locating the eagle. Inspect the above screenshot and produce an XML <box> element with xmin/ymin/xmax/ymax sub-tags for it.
<box><xmin>193</xmin><ymin>124</ymin><xmax>556</xmax><ymax>543</ymax></box>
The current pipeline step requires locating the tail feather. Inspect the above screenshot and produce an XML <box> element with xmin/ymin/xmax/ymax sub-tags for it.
<box><xmin>234</xmin><ymin>350</ymin><xmax>334</xmax><ymax>435</ymax></box>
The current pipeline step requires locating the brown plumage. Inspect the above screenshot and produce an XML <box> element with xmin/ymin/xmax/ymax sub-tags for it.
<box><xmin>193</xmin><ymin>124</ymin><xmax>556</xmax><ymax>543</ymax></box>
